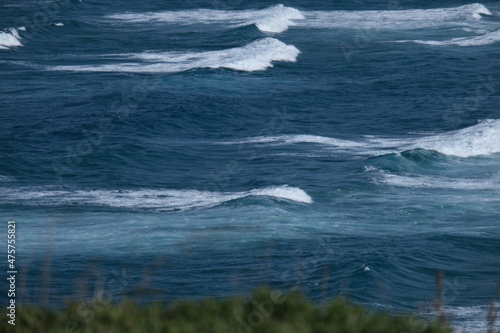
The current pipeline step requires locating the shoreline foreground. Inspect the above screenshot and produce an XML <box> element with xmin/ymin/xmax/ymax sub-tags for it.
<box><xmin>1</xmin><ymin>289</ymin><xmax>455</xmax><ymax>333</ymax></box>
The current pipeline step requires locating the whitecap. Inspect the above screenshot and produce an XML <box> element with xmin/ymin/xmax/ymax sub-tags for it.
<box><xmin>375</xmin><ymin>173</ymin><xmax>500</xmax><ymax>190</ymax></box>
<box><xmin>106</xmin><ymin>3</ymin><xmax>491</xmax><ymax>33</ymax></box>
<box><xmin>225</xmin><ymin>134</ymin><xmax>365</xmax><ymax>147</ymax></box>
<box><xmin>50</xmin><ymin>38</ymin><xmax>300</xmax><ymax>73</ymax></box>
<box><xmin>0</xmin><ymin>185</ymin><xmax>312</xmax><ymax>211</ymax></box>
<box><xmin>226</xmin><ymin>120</ymin><xmax>500</xmax><ymax>158</ymax></box>
<box><xmin>107</xmin><ymin>4</ymin><xmax>305</xmax><ymax>33</ymax></box>
<box><xmin>302</xmin><ymin>3</ymin><xmax>492</xmax><ymax>30</ymax></box>
<box><xmin>0</xmin><ymin>28</ymin><xmax>22</xmax><ymax>50</ymax></box>
<box><xmin>249</xmin><ymin>186</ymin><xmax>312</xmax><ymax>204</ymax></box>
<box><xmin>415</xmin><ymin>119</ymin><xmax>500</xmax><ymax>157</ymax></box>
<box><xmin>407</xmin><ymin>29</ymin><xmax>500</xmax><ymax>46</ymax></box>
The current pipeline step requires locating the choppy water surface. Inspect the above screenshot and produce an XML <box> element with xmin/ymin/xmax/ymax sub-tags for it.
<box><xmin>1</xmin><ymin>0</ymin><xmax>499</xmax><ymax>330</ymax></box>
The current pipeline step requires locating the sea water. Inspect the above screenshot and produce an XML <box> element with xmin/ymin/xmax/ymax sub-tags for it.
<box><xmin>1</xmin><ymin>0</ymin><xmax>499</xmax><ymax>331</ymax></box>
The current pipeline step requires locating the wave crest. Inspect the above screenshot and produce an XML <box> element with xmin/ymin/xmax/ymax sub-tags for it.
<box><xmin>374</xmin><ymin>172</ymin><xmax>500</xmax><ymax>190</ymax></box>
<box><xmin>107</xmin><ymin>4</ymin><xmax>305</xmax><ymax>33</ymax></box>
<box><xmin>228</xmin><ymin>120</ymin><xmax>500</xmax><ymax>158</ymax></box>
<box><xmin>107</xmin><ymin>3</ymin><xmax>491</xmax><ymax>33</ymax></box>
<box><xmin>406</xmin><ymin>29</ymin><xmax>500</xmax><ymax>47</ymax></box>
<box><xmin>0</xmin><ymin>28</ymin><xmax>22</xmax><ymax>50</ymax></box>
<box><xmin>303</xmin><ymin>3</ymin><xmax>492</xmax><ymax>30</ymax></box>
<box><xmin>416</xmin><ymin>119</ymin><xmax>500</xmax><ymax>157</ymax></box>
<box><xmin>0</xmin><ymin>185</ymin><xmax>312</xmax><ymax>211</ymax></box>
<box><xmin>50</xmin><ymin>38</ymin><xmax>300</xmax><ymax>73</ymax></box>
<box><xmin>253</xmin><ymin>4</ymin><xmax>305</xmax><ymax>33</ymax></box>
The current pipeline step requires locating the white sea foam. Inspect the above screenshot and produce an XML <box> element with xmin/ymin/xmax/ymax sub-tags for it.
<box><xmin>50</xmin><ymin>38</ymin><xmax>300</xmax><ymax>73</ymax></box>
<box><xmin>415</xmin><ymin>119</ymin><xmax>500</xmax><ymax>157</ymax></box>
<box><xmin>408</xmin><ymin>29</ymin><xmax>500</xmax><ymax>46</ymax></box>
<box><xmin>227</xmin><ymin>134</ymin><xmax>366</xmax><ymax>147</ymax></box>
<box><xmin>249</xmin><ymin>186</ymin><xmax>312</xmax><ymax>203</ymax></box>
<box><xmin>440</xmin><ymin>304</ymin><xmax>500</xmax><ymax>333</ymax></box>
<box><xmin>360</xmin><ymin>119</ymin><xmax>500</xmax><ymax>157</ymax></box>
<box><xmin>0</xmin><ymin>28</ymin><xmax>22</xmax><ymax>50</ymax></box>
<box><xmin>228</xmin><ymin>120</ymin><xmax>500</xmax><ymax>158</ymax></box>
<box><xmin>224</xmin><ymin>134</ymin><xmax>406</xmax><ymax>157</ymax></box>
<box><xmin>107</xmin><ymin>4</ymin><xmax>305</xmax><ymax>33</ymax></box>
<box><xmin>0</xmin><ymin>175</ymin><xmax>14</xmax><ymax>182</ymax></box>
<box><xmin>302</xmin><ymin>3</ymin><xmax>491</xmax><ymax>30</ymax></box>
<box><xmin>0</xmin><ymin>185</ymin><xmax>312</xmax><ymax>211</ymax></box>
<box><xmin>107</xmin><ymin>3</ymin><xmax>491</xmax><ymax>33</ymax></box>
<box><xmin>376</xmin><ymin>173</ymin><xmax>500</xmax><ymax>190</ymax></box>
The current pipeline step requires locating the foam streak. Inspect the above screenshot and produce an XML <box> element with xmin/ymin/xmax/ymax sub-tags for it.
<box><xmin>227</xmin><ymin>120</ymin><xmax>500</xmax><ymax>158</ymax></box>
<box><xmin>0</xmin><ymin>185</ymin><xmax>312</xmax><ymax>211</ymax></box>
<box><xmin>107</xmin><ymin>4</ymin><xmax>305</xmax><ymax>33</ymax></box>
<box><xmin>50</xmin><ymin>38</ymin><xmax>300</xmax><ymax>73</ymax></box>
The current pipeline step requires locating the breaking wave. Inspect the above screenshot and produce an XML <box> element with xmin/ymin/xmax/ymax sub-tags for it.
<box><xmin>49</xmin><ymin>38</ymin><xmax>300</xmax><ymax>73</ymax></box>
<box><xmin>106</xmin><ymin>4</ymin><xmax>305</xmax><ymax>33</ymax></box>
<box><xmin>0</xmin><ymin>28</ymin><xmax>22</xmax><ymax>50</ymax></box>
<box><xmin>106</xmin><ymin>3</ymin><xmax>493</xmax><ymax>33</ymax></box>
<box><xmin>302</xmin><ymin>3</ymin><xmax>492</xmax><ymax>30</ymax></box>
<box><xmin>405</xmin><ymin>28</ymin><xmax>500</xmax><ymax>46</ymax></box>
<box><xmin>226</xmin><ymin>119</ymin><xmax>500</xmax><ymax>158</ymax></box>
<box><xmin>0</xmin><ymin>185</ymin><xmax>312</xmax><ymax>211</ymax></box>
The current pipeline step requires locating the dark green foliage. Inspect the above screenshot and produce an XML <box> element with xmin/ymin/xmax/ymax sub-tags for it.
<box><xmin>0</xmin><ymin>289</ymin><xmax>452</xmax><ymax>333</ymax></box>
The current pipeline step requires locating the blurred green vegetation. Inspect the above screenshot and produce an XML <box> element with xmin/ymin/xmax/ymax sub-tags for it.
<box><xmin>1</xmin><ymin>289</ymin><xmax>453</xmax><ymax>333</ymax></box>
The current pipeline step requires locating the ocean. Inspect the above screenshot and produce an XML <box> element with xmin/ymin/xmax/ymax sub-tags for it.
<box><xmin>1</xmin><ymin>0</ymin><xmax>499</xmax><ymax>331</ymax></box>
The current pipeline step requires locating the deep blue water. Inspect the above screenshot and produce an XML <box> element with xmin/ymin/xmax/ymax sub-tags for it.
<box><xmin>1</xmin><ymin>0</ymin><xmax>500</xmax><ymax>331</ymax></box>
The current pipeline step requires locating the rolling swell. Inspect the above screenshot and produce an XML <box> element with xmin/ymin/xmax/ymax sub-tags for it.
<box><xmin>106</xmin><ymin>4</ymin><xmax>305</xmax><ymax>33</ymax></box>
<box><xmin>105</xmin><ymin>3</ymin><xmax>493</xmax><ymax>33</ymax></box>
<box><xmin>405</xmin><ymin>28</ymin><xmax>500</xmax><ymax>46</ymax></box>
<box><xmin>302</xmin><ymin>3</ymin><xmax>492</xmax><ymax>30</ymax></box>
<box><xmin>226</xmin><ymin>119</ymin><xmax>500</xmax><ymax>158</ymax></box>
<box><xmin>373</xmin><ymin>172</ymin><xmax>500</xmax><ymax>190</ymax></box>
<box><xmin>0</xmin><ymin>185</ymin><xmax>312</xmax><ymax>211</ymax></box>
<box><xmin>1</xmin><ymin>1</ymin><xmax>499</xmax><ymax>331</ymax></box>
<box><xmin>49</xmin><ymin>38</ymin><xmax>300</xmax><ymax>73</ymax></box>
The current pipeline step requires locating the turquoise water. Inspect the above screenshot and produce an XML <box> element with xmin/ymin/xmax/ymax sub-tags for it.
<box><xmin>1</xmin><ymin>0</ymin><xmax>499</xmax><ymax>330</ymax></box>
